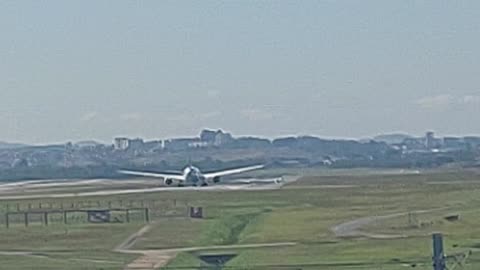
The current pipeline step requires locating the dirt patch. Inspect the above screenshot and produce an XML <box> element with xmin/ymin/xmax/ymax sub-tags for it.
<box><xmin>331</xmin><ymin>208</ymin><xmax>447</xmax><ymax>239</ymax></box>
<box><xmin>124</xmin><ymin>251</ymin><xmax>177</xmax><ymax>270</ymax></box>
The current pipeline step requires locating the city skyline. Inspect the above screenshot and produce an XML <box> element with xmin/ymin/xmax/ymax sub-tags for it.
<box><xmin>1</xmin><ymin>127</ymin><xmax>477</xmax><ymax>146</ymax></box>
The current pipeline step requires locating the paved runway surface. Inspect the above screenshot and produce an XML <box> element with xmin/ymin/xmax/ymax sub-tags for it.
<box><xmin>0</xmin><ymin>177</ymin><xmax>290</xmax><ymax>200</ymax></box>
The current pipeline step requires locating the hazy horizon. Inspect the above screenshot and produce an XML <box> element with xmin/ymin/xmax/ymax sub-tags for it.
<box><xmin>1</xmin><ymin>128</ymin><xmax>477</xmax><ymax>146</ymax></box>
<box><xmin>2</xmin><ymin>1</ymin><xmax>480</xmax><ymax>144</ymax></box>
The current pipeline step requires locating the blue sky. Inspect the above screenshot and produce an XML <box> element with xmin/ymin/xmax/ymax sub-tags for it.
<box><xmin>1</xmin><ymin>1</ymin><xmax>480</xmax><ymax>143</ymax></box>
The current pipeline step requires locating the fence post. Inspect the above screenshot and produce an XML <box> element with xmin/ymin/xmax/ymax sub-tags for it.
<box><xmin>44</xmin><ymin>212</ymin><xmax>49</xmax><ymax>226</ymax></box>
<box><xmin>145</xmin><ymin>208</ymin><xmax>150</xmax><ymax>223</ymax></box>
<box><xmin>433</xmin><ymin>233</ymin><xmax>446</xmax><ymax>270</ymax></box>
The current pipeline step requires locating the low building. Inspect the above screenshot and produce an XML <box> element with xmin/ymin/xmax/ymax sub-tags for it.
<box><xmin>214</xmin><ymin>132</ymin><xmax>233</xmax><ymax>146</ymax></box>
<box><xmin>188</xmin><ymin>141</ymin><xmax>209</xmax><ymax>148</ymax></box>
<box><xmin>443</xmin><ymin>137</ymin><xmax>465</xmax><ymax>149</ymax></box>
<box><xmin>200</xmin><ymin>129</ymin><xmax>217</xmax><ymax>143</ymax></box>
<box><xmin>403</xmin><ymin>137</ymin><xmax>425</xmax><ymax>150</ymax></box>
<box><xmin>164</xmin><ymin>138</ymin><xmax>198</xmax><ymax>151</ymax></box>
<box><xmin>464</xmin><ymin>137</ymin><xmax>480</xmax><ymax>148</ymax></box>
<box><xmin>128</xmin><ymin>138</ymin><xmax>144</xmax><ymax>150</ymax></box>
<box><xmin>114</xmin><ymin>137</ymin><xmax>129</xmax><ymax>150</ymax></box>
<box><xmin>143</xmin><ymin>140</ymin><xmax>163</xmax><ymax>152</ymax></box>
<box><xmin>199</xmin><ymin>129</ymin><xmax>234</xmax><ymax>146</ymax></box>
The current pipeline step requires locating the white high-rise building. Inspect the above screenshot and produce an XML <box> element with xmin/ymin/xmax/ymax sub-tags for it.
<box><xmin>114</xmin><ymin>137</ymin><xmax>129</xmax><ymax>150</ymax></box>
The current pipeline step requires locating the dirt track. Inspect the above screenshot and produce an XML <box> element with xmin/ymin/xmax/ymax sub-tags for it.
<box><xmin>331</xmin><ymin>208</ymin><xmax>447</xmax><ymax>239</ymax></box>
<box><xmin>115</xmin><ymin>223</ymin><xmax>296</xmax><ymax>270</ymax></box>
<box><xmin>119</xmin><ymin>242</ymin><xmax>297</xmax><ymax>270</ymax></box>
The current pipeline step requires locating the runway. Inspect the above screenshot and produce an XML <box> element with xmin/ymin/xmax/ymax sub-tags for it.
<box><xmin>0</xmin><ymin>177</ymin><xmax>289</xmax><ymax>200</ymax></box>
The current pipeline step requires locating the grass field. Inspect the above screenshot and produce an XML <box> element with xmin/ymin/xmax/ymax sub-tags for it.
<box><xmin>0</xmin><ymin>168</ymin><xmax>480</xmax><ymax>269</ymax></box>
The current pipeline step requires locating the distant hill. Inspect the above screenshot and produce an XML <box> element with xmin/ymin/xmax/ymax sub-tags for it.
<box><xmin>373</xmin><ymin>134</ymin><xmax>413</xmax><ymax>144</ymax></box>
<box><xmin>0</xmin><ymin>141</ymin><xmax>28</xmax><ymax>149</ymax></box>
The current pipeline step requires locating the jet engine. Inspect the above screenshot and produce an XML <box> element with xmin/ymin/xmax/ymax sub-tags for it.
<box><xmin>164</xmin><ymin>178</ymin><xmax>174</xmax><ymax>186</ymax></box>
<box><xmin>213</xmin><ymin>176</ymin><xmax>221</xmax><ymax>183</ymax></box>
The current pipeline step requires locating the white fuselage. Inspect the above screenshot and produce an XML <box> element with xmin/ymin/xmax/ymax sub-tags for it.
<box><xmin>183</xmin><ymin>166</ymin><xmax>207</xmax><ymax>186</ymax></box>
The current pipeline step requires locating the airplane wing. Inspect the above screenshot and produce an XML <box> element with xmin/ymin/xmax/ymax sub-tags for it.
<box><xmin>204</xmin><ymin>165</ymin><xmax>264</xmax><ymax>179</ymax></box>
<box><xmin>118</xmin><ymin>170</ymin><xmax>185</xmax><ymax>181</ymax></box>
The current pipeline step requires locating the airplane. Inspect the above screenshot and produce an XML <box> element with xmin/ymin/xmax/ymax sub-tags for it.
<box><xmin>118</xmin><ymin>164</ymin><xmax>265</xmax><ymax>187</ymax></box>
